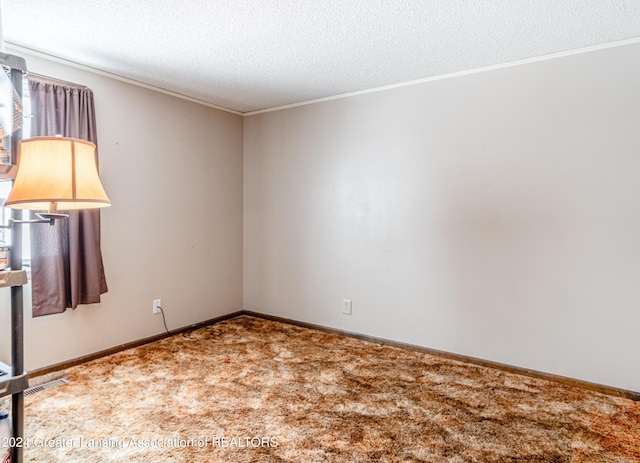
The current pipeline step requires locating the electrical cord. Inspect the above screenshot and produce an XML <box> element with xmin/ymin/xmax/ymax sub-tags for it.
<box><xmin>158</xmin><ymin>306</ymin><xmax>171</xmax><ymax>336</ymax></box>
<box><xmin>182</xmin><ymin>321</ymin><xmax>227</xmax><ymax>339</ymax></box>
<box><xmin>155</xmin><ymin>304</ymin><xmax>227</xmax><ymax>340</ymax></box>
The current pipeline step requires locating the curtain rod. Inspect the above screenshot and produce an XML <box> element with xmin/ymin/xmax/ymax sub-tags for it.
<box><xmin>27</xmin><ymin>72</ymin><xmax>89</xmax><ymax>89</ymax></box>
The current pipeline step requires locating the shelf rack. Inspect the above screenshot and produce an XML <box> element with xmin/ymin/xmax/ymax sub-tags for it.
<box><xmin>0</xmin><ymin>51</ymin><xmax>28</xmax><ymax>463</ymax></box>
<box><xmin>0</xmin><ymin>271</ymin><xmax>28</xmax><ymax>398</ymax></box>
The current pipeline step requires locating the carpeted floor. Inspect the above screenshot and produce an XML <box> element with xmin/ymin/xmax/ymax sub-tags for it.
<box><xmin>20</xmin><ymin>315</ymin><xmax>640</xmax><ymax>462</ymax></box>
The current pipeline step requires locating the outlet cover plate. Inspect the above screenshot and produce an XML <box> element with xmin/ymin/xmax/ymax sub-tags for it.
<box><xmin>342</xmin><ymin>299</ymin><xmax>352</xmax><ymax>315</ymax></box>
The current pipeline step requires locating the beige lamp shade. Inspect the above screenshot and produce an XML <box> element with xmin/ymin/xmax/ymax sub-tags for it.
<box><xmin>5</xmin><ymin>136</ymin><xmax>111</xmax><ymax>212</ymax></box>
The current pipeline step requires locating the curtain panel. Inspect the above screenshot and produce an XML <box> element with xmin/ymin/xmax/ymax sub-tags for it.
<box><xmin>28</xmin><ymin>79</ymin><xmax>108</xmax><ymax>317</ymax></box>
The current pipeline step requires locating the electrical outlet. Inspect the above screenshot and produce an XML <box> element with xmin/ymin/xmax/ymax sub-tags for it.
<box><xmin>342</xmin><ymin>299</ymin><xmax>352</xmax><ymax>315</ymax></box>
<box><xmin>152</xmin><ymin>299</ymin><xmax>162</xmax><ymax>314</ymax></box>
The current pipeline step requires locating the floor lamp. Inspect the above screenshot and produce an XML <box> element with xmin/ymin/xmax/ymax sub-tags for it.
<box><xmin>3</xmin><ymin>135</ymin><xmax>111</xmax><ymax>463</ymax></box>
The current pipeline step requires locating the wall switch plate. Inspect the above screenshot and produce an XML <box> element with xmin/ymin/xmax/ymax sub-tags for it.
<box><xmin>153</xmin><ymin>299</ymin><xmax>162</xmax><ymax>314</ymax></box>
<box><xmin>342</xmin><ymin>299</ymin><xmax>352</xmax><ymax>315</ymax></box>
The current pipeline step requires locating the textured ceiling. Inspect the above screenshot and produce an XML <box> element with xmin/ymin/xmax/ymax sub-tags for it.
<box><xmin>2</xmin><ymin>1</ymin><xmax>640</xmax><ymax>114</ymax></box>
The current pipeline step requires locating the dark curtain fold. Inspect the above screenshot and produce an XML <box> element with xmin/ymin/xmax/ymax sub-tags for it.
<box><xmin>28</xmin><ymin>79</ymin><xmax>107</xmax><ymax>317</ymax></box>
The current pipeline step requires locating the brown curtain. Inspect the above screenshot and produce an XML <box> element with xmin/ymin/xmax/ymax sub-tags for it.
<box><xmin>28</xmin><ymin>79</ymin><xmax>107</xmax><ymax>317</ymax></box>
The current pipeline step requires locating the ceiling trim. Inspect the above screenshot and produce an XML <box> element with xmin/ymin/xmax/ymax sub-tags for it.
<box><xmin>5</xmin><ymin>42</ymin><xmax>244</xmax><ymax>116</ymax></box>
<box><xmin>7</xmin><ymin>37</ymin><xmax>640</xmax><ymax>118</ymax></box>
<box><xmin>244</xmin><ymin>37</ymin><xmax>640</xmax><ymax>117</ymax></box>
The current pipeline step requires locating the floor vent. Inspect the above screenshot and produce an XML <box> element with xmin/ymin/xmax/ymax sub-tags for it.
<box><xmin>24</xmin><ymin>377</ymin><xmax>69</xmax><ymax>396</ymax></box>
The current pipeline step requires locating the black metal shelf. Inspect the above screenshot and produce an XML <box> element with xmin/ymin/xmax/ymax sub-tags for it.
<box><xmin>1</xmin><ymin>52</ymin><xmax>28</xmax><ymax>463</ymax></box>
<box><xmin>0</xmin><ymin>163</ymin><xmax>17</xmax><ymax>179</ymax></box>
<box><xmin>1</xmin><ymin>272</ymin><xmax>28</xmax><ymax>399</ymax></box>
<box><xmin>0</xmin><ymin>270</ymin><xmax>27</xmax><ymax>288</ymax></box>
<box><xmin>0</xmin><ymin>361</ymin><xmax>28</xmax><ymax>398</ymax></box>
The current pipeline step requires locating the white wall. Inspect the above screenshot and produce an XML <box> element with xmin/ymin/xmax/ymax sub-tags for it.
<box><xmin>1</xmin><ymin>47</ymin><xmax>244</xmax><ymax>370</ymax></box>
<box><xmin>244</xmin><ymin>42</ymin><xmax>640</xmax><ymax>392</ymax></box>
<box><xmin>2</xmin><ymin>41</ymin><xmax>638</xmax><ymax>392</ymax></box>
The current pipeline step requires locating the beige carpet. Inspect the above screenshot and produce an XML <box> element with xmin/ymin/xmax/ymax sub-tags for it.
<box><xmin>20</xmin><ymin>315</ymin><xmax>640</xmax><ymax>462</ymax></box>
